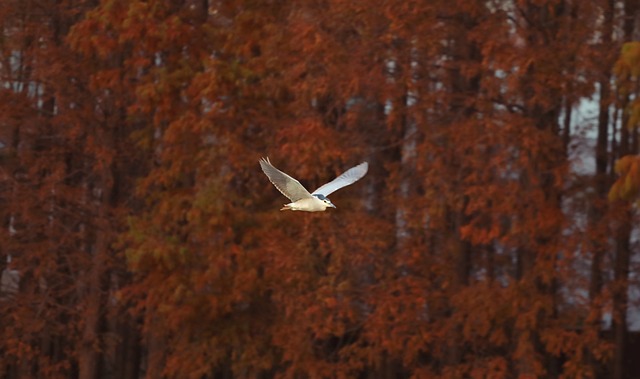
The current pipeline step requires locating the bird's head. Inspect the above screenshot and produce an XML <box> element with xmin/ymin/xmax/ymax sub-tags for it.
<box><xmin>313</xmin><ymin>194</ymin><xmax>336</xmax><ymax>209</ymax></box>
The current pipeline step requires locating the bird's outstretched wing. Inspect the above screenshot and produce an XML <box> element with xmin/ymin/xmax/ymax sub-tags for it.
<box><xmin>259</xmin><ymin>158</ymin><xmax>313</xmax><ymax>202</ymax></box>
<box><xmin>312</xmin><ymin>162</ymin><xmax>368</xmax><ymax>197</ymax></box>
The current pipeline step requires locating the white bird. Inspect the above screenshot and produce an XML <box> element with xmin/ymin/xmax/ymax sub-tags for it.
<box><xmin>259</xmin><ymin>157</ymin><xmax>368</xmax><ymax>212</ymax></box>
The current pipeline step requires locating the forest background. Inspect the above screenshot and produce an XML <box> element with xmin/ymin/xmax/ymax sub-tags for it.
<box><xmin>1</xmin><ymin>0</ymin><xmax>640</xmax><ymax>378</ymax></box>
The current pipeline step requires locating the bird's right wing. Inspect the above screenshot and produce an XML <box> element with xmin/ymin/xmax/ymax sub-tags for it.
<box><xmin>312</xmin><ymin>162</ymin><xmax>368</xmax><ymax>197</ymax></box>
<box><xmin>259</xmin><ymin>158</ymin><xmax>313</xmax><ymax>202</ymax></box>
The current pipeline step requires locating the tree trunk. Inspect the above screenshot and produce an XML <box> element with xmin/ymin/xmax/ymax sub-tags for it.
<box><xmin>611</xmin><ymin>2</ymin><xmax>639</xmax><ymax>377</ymax></box>
<box><xmin>78</xmin><ymin>253</ymin><xmax>104</xmax><ymax>379</ymax></box>
<box><xmin>78</xmin><ymin>129</ymin><xmax>114</xmax><ymax>378</ymax></box>
<box><xmin>588</xmin><ymin>3</ymin><xmax>614</xmax><ymax>375</ymax></box>
<box><xmin>612</xmin><ymin>206</ymin><xmax>631</xmax><ymax>379</ymax></box>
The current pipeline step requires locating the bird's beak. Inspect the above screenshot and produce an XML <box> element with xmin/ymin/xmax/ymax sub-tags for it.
<box><xmin>330</xmin><ymin>203</ymin><xmax>336</xmax><ymax>208</ymax></box>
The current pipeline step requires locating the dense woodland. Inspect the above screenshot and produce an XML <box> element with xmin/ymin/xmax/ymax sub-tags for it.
<box><xmin>1</xmin><ymin>0</ymin><xmax>640</xmax><ymax>378</ymax></box>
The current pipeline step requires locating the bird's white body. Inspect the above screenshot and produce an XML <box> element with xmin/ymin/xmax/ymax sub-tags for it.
<box><xmin>259</xmin><ymin>157</ymin><xmax>368</xmax><ymax>212</ymax></box>
<box><xmin>281</xmin><ymin>197</ymin><xmax>333</xmax><ymax>212</ymax></box>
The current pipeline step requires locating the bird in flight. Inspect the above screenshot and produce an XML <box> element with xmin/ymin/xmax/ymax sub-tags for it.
<box><xmin>259</xmin><ymin>157</ymin><xmax>368</xmax><ymax>212</ymax></box>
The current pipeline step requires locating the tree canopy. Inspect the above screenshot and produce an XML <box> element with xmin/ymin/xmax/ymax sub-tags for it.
<box><xmin>1</xmin><ymin>0</ymin><xmax>639</xmax><ymax>378</ymax></box>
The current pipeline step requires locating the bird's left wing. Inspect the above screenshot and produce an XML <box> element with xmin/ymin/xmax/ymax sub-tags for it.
<box><xmin>312</xmin><ymin>162</ymin><xmax>368</xmax><ymax>197</ymax></box>
<box><xmin>260</xmin><ymin>157</ymin><xmax>313</xmax><ymax>202</ymax></box>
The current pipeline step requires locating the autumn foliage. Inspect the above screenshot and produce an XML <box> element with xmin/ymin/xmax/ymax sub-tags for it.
<box><xmin>1</xmin><ymin>0</ymin><xmax>640</xmax><ymax>378</ymax></box>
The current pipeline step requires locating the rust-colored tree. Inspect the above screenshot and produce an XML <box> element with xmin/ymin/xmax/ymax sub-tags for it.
<box><xmin>0</xmin><ymin>0</ymin><xmax>140</xmax><ymax>378</ymax></box>
<box><xmin>1</xmin><ymin>0</ymin><xmax>639</xmax><ymax>378</ymax></box>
